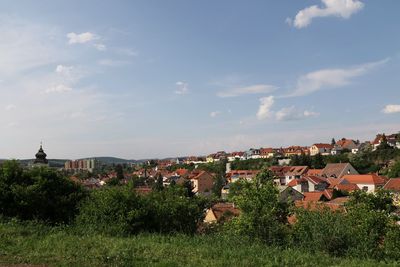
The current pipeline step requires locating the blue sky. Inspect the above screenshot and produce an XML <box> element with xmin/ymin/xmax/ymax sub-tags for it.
<box><xmin>0</xmin><ymin>0</ymin><xmax>399</xmax><ymax>159</ymax></box>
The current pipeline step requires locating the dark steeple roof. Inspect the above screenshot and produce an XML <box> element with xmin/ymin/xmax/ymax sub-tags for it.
<box><xmin>34</xmin><ymin>144</ymin><xmax>48</xmax><ymax>164</ymax></box>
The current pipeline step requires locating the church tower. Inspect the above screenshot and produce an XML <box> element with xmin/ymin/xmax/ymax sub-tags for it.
<box><xmin>33</xmin><ymin>143</ymin><xmax>49</xmax><ymax>167</ymax></box>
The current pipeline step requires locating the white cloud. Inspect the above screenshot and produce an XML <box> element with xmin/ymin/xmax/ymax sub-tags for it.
<box><xmin>55</xmin><ymin>64</ymin><xmax>73</xmax><ymax>76</ymax></box>
<box><xmin>217</xmin><ymin>84</ymin><xmax>277</xmax><ymax>98</ymax></box>
<box><xmin>290</xmin><ymin>0</ymin><xmax>364</xmax><ymax>29</ymax></box>
<box><xmin>175</xmin><ymin>81</ymin><xmax>189</xmax><ymax>95</ymax></box>
<box><xmin>5</xmin><ymin>104</ymin><xmax>16</xmax><ymax>111</ymax></box>
<box><xmin>67</xmin><ymin>32</ymin><xmax>98</xmax><ymax>44</ymax></box>
<box><xmin>210</xmin><ymin>111</ymin><xmax>221</xmax><ymax>118</ymax></box>
<box><xmin>45</xmin><ymin>84</ymin><xmax>73</xmax><ymax>94</ymax></box>
<box><xmin>94</xmin><ymin>43</ymin><xmax>107</xmax><ymax>51</ymax></box>
<box><xmin>382</xmin><ymin>105</ymin><xmax>400</xmax><ymax>114</ymax></box>
<box><xmin>256</xmin><ymin>96</ymin><xmax>274</xmax><ymax>120</ymax></box>
<box><xmin>276</xmin><ymin>106</ymin><xmax>319</xmax><ymax>121</ymax></box>
<box><xmin>288</xmin><ymin>59</ymin><xmax>388</xmax><ymax>97</ymax></box>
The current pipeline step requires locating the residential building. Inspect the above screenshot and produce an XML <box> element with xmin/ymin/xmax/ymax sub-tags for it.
<box><xmin>278</xmin><ymin>186</ymin><xmax>304</xmax><ymax>203</ymax></box>
<box><xmin>226</xmin><ymin>170</ymin><xmax>259</xmax><ymax>183</ymax></box>
<box><xmin>283</xmin><ymin>166</ymin><xmax>309</xmax><ymax>185</ymax></box>
<box><xmin>204</xmin><ymin>203</ymin><xmax>240</xmax><ymax>224</ymax></box>
<box><xmin>336</xmin><ymin>138</ymin><xmax>359</xmax><ymax>151</ymax></box>
<box><xmin>321</xmin><ymin>163</ymin><xmax>358</xmax><ymax>179</ymax></box>
<box><xmin>65</xmin><ymin>158</ymin><xmax>101</xmax><ymax>172</ymax></box>
<box><xmin>309</xmin><ymin>143</ymin><xmax>333</xmax><ymax>156</ymax></box>
<box><xmin>260</xmin><ymin>148</ymin><xmax>276</xmax><ymax>158</ymax></box>
<box><xmin>341</xmin><ymin>174</ymin><xmax>386</xmax><ymax>193</ymax></box>
<box><xmin>187</xmin><ymin>170</ymin><xmax>215</xmax><ymax>196</ymax></box>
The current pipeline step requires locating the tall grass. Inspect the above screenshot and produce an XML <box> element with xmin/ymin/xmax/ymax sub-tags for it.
<box><xmin>0</xmin><ymin>220</ymin><xmax>394</xmax><ymax>267</ymax></box>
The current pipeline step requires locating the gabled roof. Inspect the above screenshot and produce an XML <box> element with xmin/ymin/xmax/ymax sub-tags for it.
<box><xmin>285</xmin><ymin>166</ymin><xmax>309</xmax><ymax>176</ymax></box>
<box><xmin>342</xmin><ymin>174</ymin><xmax>386</xmax><ymax>185</ymax></box>
<box><xmin>269</xmin><ymin>166</ymin><xmax>292</xmax><ymax>177</ymax></box>
<box><xmin>304</xmin><ymin>175</ymin><xmax>327</xmax><ymax>185</ymax></box>
<box><xmin>383</xmin><ymin>178</ymin><xmax>400</xmax><ymax>191</ymax></box>
<box><xmin>188</xmin><ymin>170</ymin><xmax>210</xmax><ymax>180</ymax></box>
<box><xmin>209</xmin><ymin>203</ymin><xmax>240</xmax><ymax>221</ymax></box>
<box><xmin>303</xmin><ymin>192</ymin><xmax>326</xmax><ymax>202</ymax></box>
<box><xmin>321</xmin><ymin>163</ymin><xmax>358</xmax><ymax>179</ymax></box>
<box><xmin>312</xmin><ymin>143</ymin><xmax>333</xmax><ymax>149</ymax></box>
<box><xmin>307</xmin><ymin>169</ymin><xmax>323</xmax><ymax>176</ymax></box>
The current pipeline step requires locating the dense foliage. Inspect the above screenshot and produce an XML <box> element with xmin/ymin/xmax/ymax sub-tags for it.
<box><xmin>0</xmin><ymin>160</ymin><xmax>86</xmax><ymax>224</ymax></box>
<box><xmin>228</xmin><ymin>170</ymin><xmax>290</xmax><ymax>245</ymax></box>
<box><xmin>76</xmin><ymin>184</ymin><xmax>208</xmax><ymax>235</ymax></box>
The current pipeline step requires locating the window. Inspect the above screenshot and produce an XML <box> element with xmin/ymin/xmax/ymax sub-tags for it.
<box><xmin>362</xmin><ymin>186</ymin><xmax>368</xmax><ymax>192</ymax></box>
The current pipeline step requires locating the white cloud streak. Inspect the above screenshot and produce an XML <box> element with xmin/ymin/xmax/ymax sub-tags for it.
<box><xmin>287</xmin><ymin>59</ymin><xmax>388</xmax><ymax>97</ymax></box>
<box><xmin>217</xmin><ymin>84</ymin><xmax>277</xmax><ymax>98</ymax></box>
<box><xmin>276</xmin><ymin>106</ymin><xmax>319</xmax><ymax>121</ymax></box>
<box><xmin>382</xmin><ymin>105</ymin><xmax>400</xmax><ymax>114</ymax></box>
<box><xmin>290</xmin><ymin>0</ymin><xmax>364</xmax><ymax>29</ymax></box>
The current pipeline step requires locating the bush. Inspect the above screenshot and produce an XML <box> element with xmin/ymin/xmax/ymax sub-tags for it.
<box><xmin>76</xmin><ymin>184</ymin><xmax>208</xmax><ymax>236</ymax></box>
<box><xmin>0</xmin><ymin>160</ymin><xmax>86</xmax><ymax>224</ymax></box>
<box><xmin>383</xmin><ymin>225</ymin><xmax>400</xmax><ymax>261</ymax></box>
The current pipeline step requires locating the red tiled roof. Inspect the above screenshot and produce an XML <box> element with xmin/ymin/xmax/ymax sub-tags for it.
<box><xmin>334</xmin><ymin>183</ymin><xmax>360</xmax><ymax>192</ymax></box>
<box><xmin>383</xmin><ymin>178</ymin><xmax>400</xmax><ymax>191</ymax></box>
<box><xmin>303</xmin><ymin>192</ymin><xmax>325</xmax><ymax>202</ymax></box>
<box><xmin>210</xmin><ymin>203</ymin><xmax>240</xmax><ymax>221</ymax></box>
<box><xmin>294</xmin><ymin>200</ymin><xmax>343</xmax><ymax>211</ymax></box>
<box><xmin>342</xmin><ymin>174</ymin><xmax>386</xmax><ymax>185</ymax></box>
<box><xmin>307</xmin><ymin>169</ymin><xmax>323</xmax><ymax>176</ymax></box>
<box><xmin>312</xmin><ymin>143</ymin><xmax>333</xmax><ymax>149</ymax></box>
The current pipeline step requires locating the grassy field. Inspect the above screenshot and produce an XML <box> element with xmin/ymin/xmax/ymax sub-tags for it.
<box><xmin>0</xmin><ymin>221</ymin><xmax>397</xmax><ymax>267</ymax></box>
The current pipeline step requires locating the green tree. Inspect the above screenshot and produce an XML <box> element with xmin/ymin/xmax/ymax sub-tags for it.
<box><xmin>0</xmin><ymin>160</ymin><xmax>87</xmax><ymax>224</ymax></box>
<box><xmin>311</xmin><ymin>153</ymin><xmax>325</xmax><ymax>169</ymax></box>
<box><xmin>212</xmin><ymin>175</ymin><xmax>225</xmax><ymax>198</ymax></box>
<box><xmin>229</xmin><ymin>170</ymin><xmax>290</xmax><ymax>245</ymax></box>
<box><xmin>115</xmin><ymin>164</ymin><xmax>124</xmax><ymax>180</ymax></box>
<box><xmin>388</xmin><ymin>160</ymin><xmax>400</xmax><ymax>178</ymax></box>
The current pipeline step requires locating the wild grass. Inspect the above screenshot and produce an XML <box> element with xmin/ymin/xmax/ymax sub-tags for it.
<box><xmin>0</xmin><ymin>220</ymin><xmax>397</xmax><ymax>267</ymax></box>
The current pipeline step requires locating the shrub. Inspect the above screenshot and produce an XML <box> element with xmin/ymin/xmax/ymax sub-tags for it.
<box><xmin>0</xmin><ymin>160</ymin><xmax>86</xmax><ymax>224</ymax></box>
<box><xmin>383</xmin><ymin>225</ymin><xmax>400</xmax><ymax>261</ymax></box>
<box><xmin>76</xmin><ymin>184</ymin><xmax>208</xmax><ymax>236</ymax></box>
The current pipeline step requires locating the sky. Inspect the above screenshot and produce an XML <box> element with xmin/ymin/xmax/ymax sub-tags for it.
<box><xmin>0</xmin><ymin>0</ymin><xmax>399</xmax><ymax>160</ymax></box>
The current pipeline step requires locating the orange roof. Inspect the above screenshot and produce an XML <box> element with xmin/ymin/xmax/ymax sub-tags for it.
<box><xmin>175</xmin><ymin>168</ymin><xmax>189</xmax><ymax>176</ymax></box>
<box><xmin>383</xmin><ymin>178</ymin><xmax>400</xmax><ymax>191</ymax></box>
<box><xmin>307</xmin><ymin>169</ymin><xmax>323</xmax><ymax>176</ymax></box>
<box><xmin>210</xmin><ymin>203</ymin><xmax>240</xmax><ymax>221</ymax></box>
<box><xmin>287</xmin><ymin>179</ymin><xmax>299</xmax><ymax>187</ymax></box>
<box><xmin>342</xmin><ymin>174</ymin><xmax>386</xmax><ymax>185</ymax></box>
<box><xmin>312</xmin><ymin>143</ymin><xmax>333</xmax><ymax>149</ymax></box>
<box><xmin>334</xmin><ymin>183</ymin><xmax>360</xmax><ymax>192</ymax></box>
<box><xmin>294</xmin><ymin>200</ymin><xmax>343</xmax><ymax>211</ymax></box>
<box><xmin>303</xmin><ymin>192</ymin><xmax>325</xmax><ymax>202</ymax></box>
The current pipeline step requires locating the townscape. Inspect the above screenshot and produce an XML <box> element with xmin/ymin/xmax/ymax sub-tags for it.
<box><xmin>1</xmin><ymin>0</ymin><xmax>400</xmax><ymax>266</ymax></box>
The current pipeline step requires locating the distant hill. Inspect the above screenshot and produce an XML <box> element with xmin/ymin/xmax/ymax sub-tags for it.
<box><xmin>78</xmin><ymin>157</ymin><xmax>137</xmax><ymax>165</ymax></box>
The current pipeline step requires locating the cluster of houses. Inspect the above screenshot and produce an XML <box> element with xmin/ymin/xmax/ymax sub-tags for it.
<box><xmin>205</xmin><ymin>162</ymin><xmax>400</xmax><ymax>223</ymax></box>
<box><xmin>65</xmin><ymin>132</ymin><xmax>400</xmax><ymax>224</ymax></box>
<box><xmin>182</xmin><ymin>133</ymin><xmax>400</xmax><ymax>165</ymax></box>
